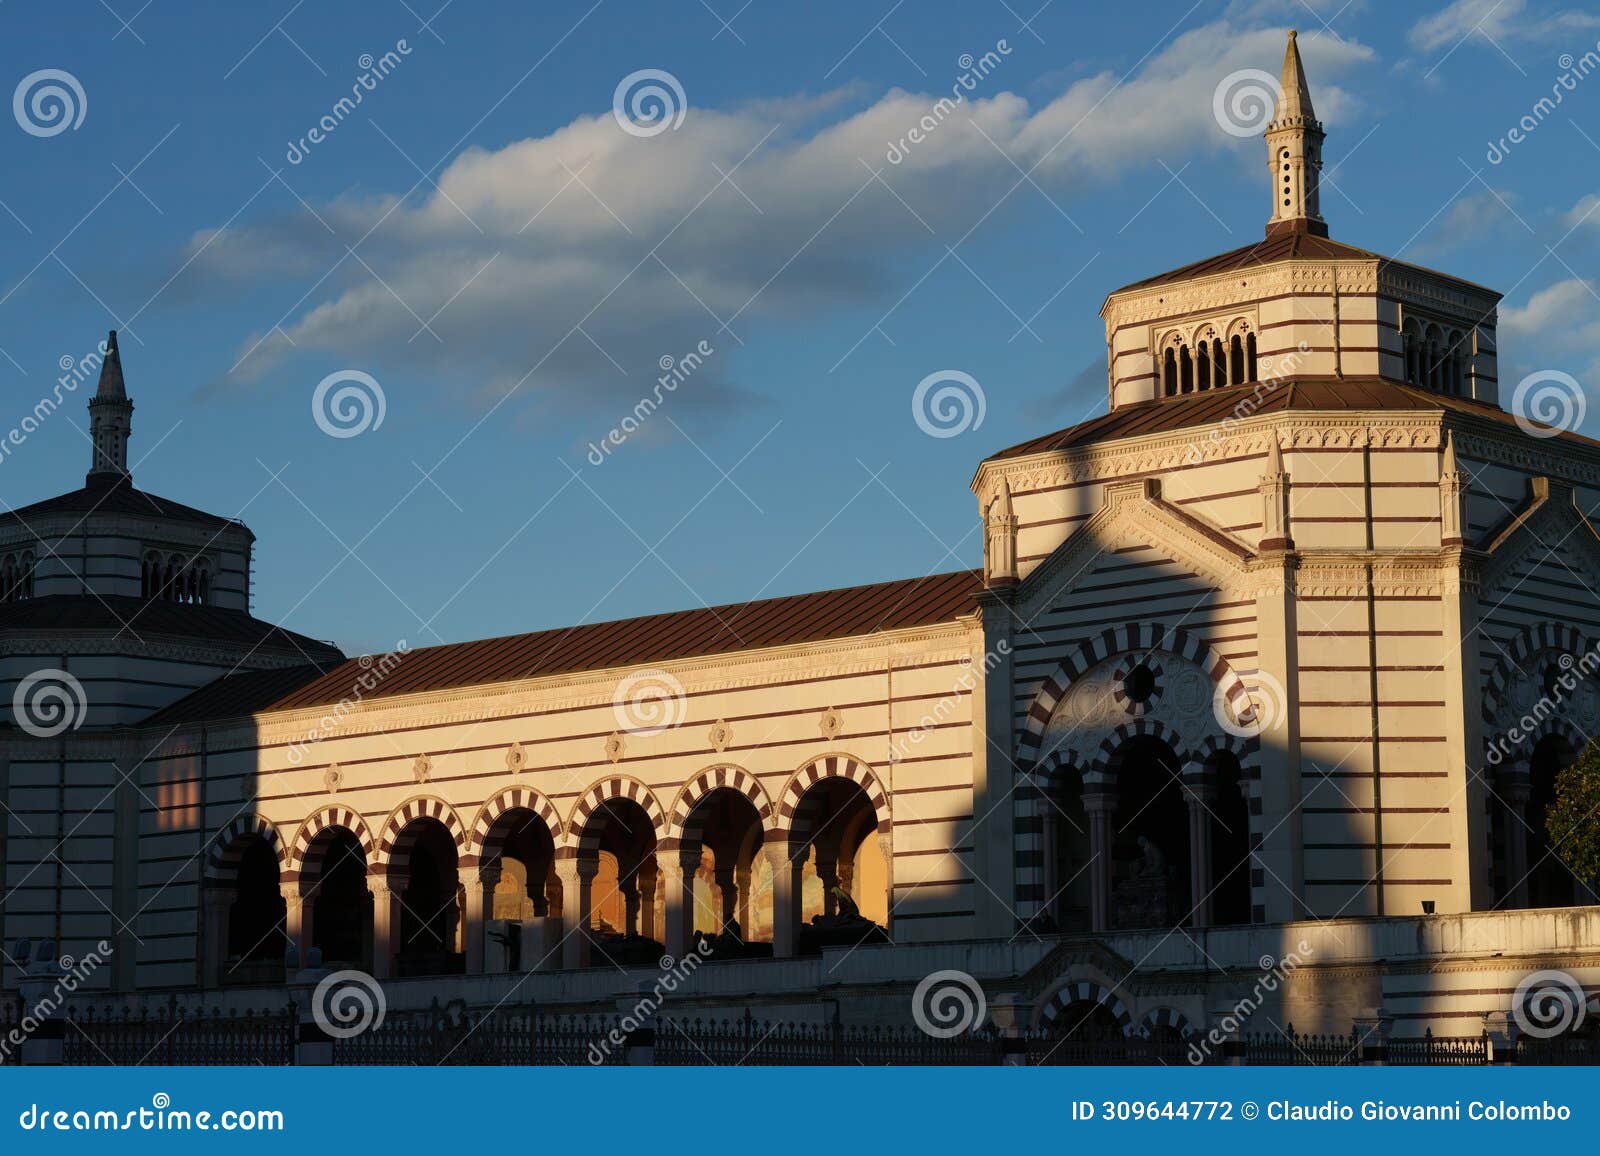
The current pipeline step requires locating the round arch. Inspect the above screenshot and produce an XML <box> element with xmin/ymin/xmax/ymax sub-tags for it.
<box><xmin>470</xmin><ymin>785</ymin><xmax>563</xmax><ymax>861</ymax></box>
<box><xmin>206</xmin><ymin>815</ymin><xmax>286</xmax><ymax>881</ymax></box>
<box><xmin>567</xmin><ymin>776</ymin><xmax>667</xmax><ymax>854</ymax></box>
<box><xmin>1483</xmin><ymin>621</ymin><xmax>1596</xmax><ymax>726</ymax></box>
<box><xmin>287</xmin><ymin>805</ymin><xmax>376</xmax><ymax>879</ymax></box>
<box><xmin>1034</xmin><ymin>978</ymin><xmax>1135</xmax><ymax>1035</ymax></box>
<box><xmin>1138</xmin><ymin>1006</ymin><xmax>1197</xmax><ymax>1040</ymax></box>
<box><xmin>376</xmin><ymin>796</ymin><xmax>469</xmax><ymax>872</ymax></box>
<box><xmin>665</xmin><ymin>764</ymin><xmax>776</xmax><ymax>849</ymax></box>
<box><xmin>1016</xmin><ymin>623</ymin><xmax>1252</xmax><ymax>762</ymax></box>
<box><xmin>778</xmin><ymin>753</ymin><xmax>891</xmax><ymax>838</ymax></box>
<box><xmin>1091</xmin><ymin>719</ymin><xmax>1189</xmax><ymax>777</ymax></box>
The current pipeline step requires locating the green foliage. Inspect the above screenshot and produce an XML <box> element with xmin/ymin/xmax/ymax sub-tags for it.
<box><xmin>1546</xmin><ymin>741</ymin><xmax>1600</xmax><ymax>888</ymax></box>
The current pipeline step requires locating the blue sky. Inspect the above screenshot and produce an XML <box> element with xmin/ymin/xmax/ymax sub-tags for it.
<box><xmin>3</xmin><ymin>0</ymin><xmax>1598</xmax><ymax>656</ymax></box>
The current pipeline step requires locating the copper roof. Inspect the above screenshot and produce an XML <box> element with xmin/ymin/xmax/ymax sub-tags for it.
<box><xmin>151</xmin><ymin>570</ymin><xmax>984</xmax><ymax>723</ymax></box>
<box><xmin>985</xmin><ymin>377</ymin><xmax>1600</xmax><ymax>462</ymax></box>
<box><xmin>1</xmin><ymin>474</ymin><xmax>245</xmax><ymax>533</ymax></box>
<box><xmin>1107</xmin><ymin>232</ymin><xmax>1495</xmax><ymax>297</ymax></box>
<box><xmin>0</xmin><ymin>595</ymin><xmax>342</xmax><ymax>659</ymax></box>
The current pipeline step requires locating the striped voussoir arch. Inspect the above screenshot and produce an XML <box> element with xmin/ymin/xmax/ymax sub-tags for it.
<box><xmin>1017</xmin><ymin>622</ymin><xmax>1248</xmax><ymax>762</ymax></box>
<box><xmin>1483</xmin><ymin>621</ymin><xmax>1596</xmax><ymax>724</ymax></box>
<box><xmin>377</xmin><ymin>796</ymin><xmax>469</xmax><ymax>869</ymax></box>
<box><xmin>287</xmin><ymin>805</ymin><xmax>376</xmax><ymax>880</ymax></box>
<box><xmin>1013</xmin><ymin>746</ymin><xmax>1085</xmax><ymax>922</ymax></box>
<box><xmin>1092</xmin><ymin>718</ymin><xmax>1187</xmax><ymax>776</ymax></box>
<box><xmin>664</xmin><ymin>764</ymin><xmax>775</xmax><ymax>850</ymax></box>
<box><xmin>205</xmin><ymin>814</ymin><xmax>285</xmax><ymax>881</ymax></box>
<box><xmin>1037</xmin><ymin>980</ymin><xmax>1134</xmax><ymax>1035</ymax></box>
<box><xmin>1139</xmin><ymin>1006</ymin><xmax>1196</xmax><ymax>1039</ymax></box>
<box><xmin>569</xmin><ymin>776</ymin><xmax>667</xmax><ymax>853</ymax></box>
<box><xmin>471</xmin><ymin>786</ymin><xmax>563</xmax><ymax>861</ymax></box>
<box><xmin>778</xmin><ymin>753</ymin><xmax>891</xmax><ymax>838</ymax></box>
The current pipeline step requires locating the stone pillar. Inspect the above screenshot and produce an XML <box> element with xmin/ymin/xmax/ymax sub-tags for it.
<box><xmin>988</xmin><ymin>993</ymin><xmax>1030</xmax><ymax>1066</ymax></box>
<box><xmin>735</xmin><ymin>863</ymin><xmax>753</xmax><ymax>933</ymax></box>
<box><xmin>663</xmin><ymin>856</ymin><xmax>694</xmax><ymax>958</ymax></box>
<box><xmin>1182</xmin><ymin>765</ymin><xmax>1216</xmax><ymax>927</ymax></box>
<box><xmin>1500</xmin><ymin>760</ymin><xmax>1532</xmax><ymax>908</ymax></box>
<box><xmin>555</xmin><ymin>858</ymin><xmax>593</xmax><ymax>969</ymax></box>
<box><xmin>764</xmin><ymin>840</ymin><xmax>800</xmax><ymax>957</ymax></box>
<box><xmin>369</xmin><ymin>877</ymin><xmax>398</xmax><ymax>979</ymax></box>
<box><xmin>638</xmin><ymin>861</ymin><xmax>659</xmax><ymax>942</ymax></box>
<box><xmin>1082</xmin><ymin>784</ymin><xmax>1118</xmax><ymax>933</ymax></box>
<box><xmin>715</xmin><ymin>864</ymin><xmax>738</xmax><ymax>932</ymax></box>
<box><xmin>281</xmin><ymin>882</ymin><xmax>309</xmax><ymax>971</ymax></box>
<box><xmin>202</xmin><ymin>885</ymin><xmax>233</xmax><ymax>988</ymax></box>
<box><xmin>461</xmin><ymin>865</ymin><xmax>493</xmax><ymax>974</ymax></box>
<box><xmin>876</xmin><ymin>830</ymin><xmax>894</xmax><ymax>936</ymax></box>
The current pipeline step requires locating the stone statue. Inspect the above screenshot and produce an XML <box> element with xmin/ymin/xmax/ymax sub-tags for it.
<box><xmin>1137</xmin><ymin>835</ymin><xmax>1168</xmax><ymax>879</ymax></box>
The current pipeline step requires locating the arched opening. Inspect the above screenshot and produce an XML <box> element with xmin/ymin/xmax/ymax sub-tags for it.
<box><xmin>579</xmin><ymin>797</ymin><xmax>661</xmax><ymax>967</ymax></box>
<box><xmin>1207</xmin><ymin>750</ymin><xmax>1253</xmax><ymax>926</ymax></box>
<box><xmin>680</xmin><ymin>788</ymin><xmax>771</xmax><ymax>958</ymax></box>
<box><xmin>481</xmin><ymin>808</ymin><xmax>556</xmax><ymax>972</ymax></box>
<box><xmin>1179</xmin><ymin>345</ymin><xmax>1194</xmax><ymax>393</ymax></box>
<box><xmin>1162</xmin><ymin>347</ymin><xmax>1178</xmax><ymax>396</ymax></box>
<box><xmin>1049</xmin><ymin>1000</ymin><xmax>1124</xmax><ymax>1041</ymax></box>
<box><xmin>1230</xmin><ymin>335</ymin><xmax>1245</xmax><ymax>384</ymax></box>
<box><xmin>1109</xmin><ymin>736</ymin><xmax>1188</xmax><ymax>929</ymax></box>
<box><xmin>1245</xmin><ymin>332</ymin><xmax>1258</xmax><ymax>381</ymax></box>
<box><xmin>224</xmin><ymin>839</ymin><xmax>286</xmax><ymax>982</ymax></box>
<box><xmin>1044</xmin><ymin>769</ymin><xmax>1092</xmax><ymax>932</ymax></box>
<box><xmin>1197</xmin><ymin>340</ymin><xmax>1212</xmax><ymax>391</ymax></box>
<box><xmin>389</xmin><ymin>818</ymin><xmax>463</xmax><ymax>977</ymax></box>
<box><xmin>790</xmin><ymin>776</ymin><xmax>889</xmax><ymax>954</ymax></box>
<box><xmin>1526</xmin><ymin>733</ymin><xmax>1589</xmax><ymax>908</ymax></box>
<box><xmin>303</xmin><ymin>827</ymin><xmax>371</xmax><ymax>969</ymax></box>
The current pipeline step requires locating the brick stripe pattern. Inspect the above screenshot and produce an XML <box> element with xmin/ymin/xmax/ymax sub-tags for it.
<box><xmin>778</xmin><ymin>754</ymin><xmax>891</xmax><ymax>841</ymax></box>
<box><xmin>205</xmin><ymin>814</ymin><xmax>285</xmax><ymax>881</ymax></box>
<box><xmin>1482</xmin><ymin>621</ymin><xmax>1593</xmax><ymax>726</ymax></box>
<box><xmin>1013</xmin><ymin>747</ymin><xmax>1083</xmax><ymax>921</ymax></box>
<box><xmin>1139</xmin><ymin>1006</ymin><xmax>1196</xmax><ymax>1039</ymax></box>
<box><xmin>569</xmin><ymin>776</ymin><xmax>666</xmax><ymax>854</ymax></box>
<box><xmin>471</xmin><ymin>786</ymin><xmax>563</xmax><ymax>862</ymax></box>
<box><xmin>664</xmin><ymin>764</ymin><xmax>775</xmax><ymax>851</ymax></box>
<box><xmin>286</xmin><ymin>805</ymin><xmax>376</xmax><ymax>882</ymax></box>
<box><xmin>377</xmin><ymin>796</ymin><xmax>468</xmax><ymax>869</ymax></box>
<box><xmin>1038</xmin><ymin>980</ymin><xmax>1134</xmax><ymax>1036</ymax></box>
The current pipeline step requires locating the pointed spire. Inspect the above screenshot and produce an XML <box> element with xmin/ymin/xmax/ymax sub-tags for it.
<box><xmin>87</xmin><ymin>329</ymin><xmax>133</xmax><ymax>483</ymax></box>
<box><xmin>1265</xmin><ymin>433</ymin><xmax>1285</xmax><ymax>478</ymax></box>
<box><xmin>994</xmin><ymin>476</ymin><xmax>1013</xmax><ymax>518</ymax></box>
<box><xmin>1272</xmin><ymin>30</ymin><xmax>1318</xmax><ymax>126</ymax></box>
<box><xmin>1264</xmin><ymin>30</ymin><xmax>1328</xmax><ymax>239</ymax></box>
<box><xmin>1441</xmin><ymin>429</ymin><xmax>1458</xmax><ymax>475</ymax></box>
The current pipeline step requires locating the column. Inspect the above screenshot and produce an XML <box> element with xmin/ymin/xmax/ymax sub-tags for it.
<box><xmin>460</xmin><ymin>864</ymin><xmax>492</xmax><ymax>974</ymax></box>
<box><xmin>1501</xmin><ymin>760</ymin><xmax>1532</xmax><ymax>908</ymax></box>
<box><xmin>876</xmin><ymin>830</ymin><xmax>894</xmax><ymax>936</ymax></box>
<box><xmin>663</xmin><ymin>855</ymin><xmax>694</xmax><ymax>958</ymax></box>
<box><xmin>763</xmin><ymin>840</ymin><xmax>800</xmax><ymax>957</ymax></box>
<box><xmin>281</xmin><ymin>882</ymin><xmax>311</xmax><ymax>971</ymax></box>
<box><xmin>735</xmin><ymin>863</ymin><xmax>752</xmax><ymax>934</ymax></box>
<box><xmin>714</xmin><ymin>864</ymin><xmax>737</xmax><ymax>932</ymax></box>
<box><xmin>369</xmin><ymin>877</ymin><xmax>399</xmax><ymax>979</ymax></box>
<box><xmin>201</xmin><ymin>885</ymin><xmax>232</xmax><ymax>988</ymax></box>
<box><xmin>554</xmin><ymin>857</ymin><xmax>591</xmax><ymax>969</ymax></box>
<box><xmin>1183</xmin><ymin>765</ymin><xmax>1216</xmax><ymax>928</ymax></box>
<box><xmin>1083</xmin><ymin>785</ymin><xmax>1117</xmax><ymax>933</ymax></box>
<box><xmin>638</xmin><ymin>860</ymin><xmax>659</xmax><ymax>942</ymax></box>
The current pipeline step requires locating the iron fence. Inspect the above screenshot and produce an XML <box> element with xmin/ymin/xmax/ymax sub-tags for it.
<box><xmin>60</xmin><ymin>1000</ymin><xmax>296</xmax><ymax>1066</ymax></box>
<box><xmin>331</xmin><ymin>1000</ymin><xmax>623</xmax><ymax>1065</ymax></box>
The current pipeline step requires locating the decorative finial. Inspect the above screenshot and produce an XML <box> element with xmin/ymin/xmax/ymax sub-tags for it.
<box><xmin>87</xmin><ymin>329</ymin><xmax>133</xmax><ymax>482</ymax></box>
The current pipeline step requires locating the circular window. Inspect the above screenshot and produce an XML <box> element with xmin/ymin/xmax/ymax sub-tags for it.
<box><xmin>1123</xmin><ymin>663</ymin><xmax>1158</xmax><ymax>704</ymax></box>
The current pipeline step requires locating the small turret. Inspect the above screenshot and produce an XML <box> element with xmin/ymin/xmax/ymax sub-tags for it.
<box><xmin>87</xmin><ymin>330</ymin><xmax>133</xmax><ymax>483</ymax></box>
<box><xmin>1264</xmin><ymin>31</ymin><xmax>1327</xmax><ymax>239</ymax></box>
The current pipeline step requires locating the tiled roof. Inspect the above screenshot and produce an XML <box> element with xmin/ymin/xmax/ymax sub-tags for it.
<box><xmin>0</xmin><ymin>474</ymin><xmax>244</xmax><ymax>533</ymax></box>
<box><xmin>985</xmin><ymin>377</ymin><xmax>1600</xmax><ymax>462</ymax></box>
<box><xmin>141</xmin><ymin>664</ymin><xmax>336</xmax><ymax>728</ymax></box>
<box><xmin>0</xmin><ymin>595</ymin><xmax>341</xmax><ymax>659</ymax></box>
<box><xmin>149</xmin><ymin>570</ymin><xmax>985</xmax><ymax>723</ymax></box>
<box><xmin>1108</xmin><ymin>232</ymin><xmax>1494</xmax><ymax>296</ymax></box>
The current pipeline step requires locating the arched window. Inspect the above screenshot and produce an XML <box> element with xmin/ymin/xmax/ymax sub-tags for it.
<box><xmin>1</xmin><ymin>552</ymin><xmax>36</xmax><ymax>602</ymax></box>
<box><xmin>1179</xmin><ymin>345</ymin><xmax>1194</xmax><ymax>393</ymax></box>
<box><xmin>1162</xmin><ymin>347</ymin><xmax>1178</xmax><ymax>397</ymax></box>
<box><xmin>1230</xmin><ymin>335</ymin><xmax>1245</xmax><ymax>383</ymax></box>
<box><xmin>1424</xmin><ymin>325</ymin><xmax>1444</xmax><ymax>391</ymax></box>
<box><xmin>1212</xmin><ymin>338</ymin><xmax>1228</xmax><ymax>388</ymax></box>
<box><xmin>1246</xmin><ymin>332</ymin><xmax>1258</xmax><ymax>381</ymax></box>
<box><xmin>1196</xmin><ymin>340</ymin><xmax>1212</xmax><ymax>392</ymax></box>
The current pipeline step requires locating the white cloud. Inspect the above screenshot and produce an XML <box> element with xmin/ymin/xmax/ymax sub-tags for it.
<box><xmin>1410</xmin><ymin>0</ymin><xmax>1600</xmax><ymax>54</ymax></box>
<box><xmin>1500</xmin><ymin>278</ymin><xmax>1600</xmax><ymax>391</ymax></box>
<box><xmin>184</xmin><ymin>22</ymin><xmax>1374</xmax><ymax>420</ymax></box>
<box><xmin>1564</xmin><ymin>192</ymin><xmax>1600</xmax><ymax>230</ymax></box>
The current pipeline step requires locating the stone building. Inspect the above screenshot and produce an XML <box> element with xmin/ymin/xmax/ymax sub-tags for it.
<box><xmin>4</xmin><ymin>33</ymin><xmax>1598</xmax><ymax>1040</ymax></box>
